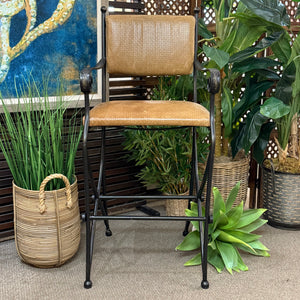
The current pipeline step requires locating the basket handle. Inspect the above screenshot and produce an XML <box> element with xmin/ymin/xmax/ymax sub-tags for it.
<box><xmin>39</xmin><ymin>174</ymin><xmax>73</xmax><ymax>214</ymax></box>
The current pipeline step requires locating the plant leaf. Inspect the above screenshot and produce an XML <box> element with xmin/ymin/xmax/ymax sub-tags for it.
<box><xmin>184</xmin><ymin>253</ymin><xmax>202</xmax><ymax>266</ymax></box>
<box><xmin>233</xmin><ymin>78</ymin><xmax>274</xmax><ymax>123</ymax></box>
<box><xmin>271</xmin><ymin>30</ymin><xmax>292</xmax><ymax>65</ymax></box>
<box><xmin>236</xmin><ymin>209</ymin><xmax>267</xmax><ymax>228</ymax></box>
<box><xmin>236</xmin><ymin>243</ymin><xmax>270</xmax><ymax>257</ymax></box>
<box><xmin>176</xmin><ymin>230</ymin><xmax>200</xmax><ymax>251</ymax></box>
<box><xmin>225</xmin><ymin>182</ymin><xmax>241</xmax><ymax>212</ymax></box>
<box><xmin>252</xmin><ymin>122</ymin><xmax>276</xmax><ymax>164</ymax></box>
<box><xmin>203</xmin><ymin>44</ymin><xmax>230</xmax><ymax>69</ymax></box>
<box><xmin>207</xmin><ymin>247</ymin><xmax>225</xmax><ymax>273</ymax></box>
<box><xmin>216</xmin><ymin>240</ymin><xmax>238</xmax><ymax>274</ymax></box>
<box><xmin>222</xmin><ymin>86</ymin><xmax>233</xmax><ymax>138</ymax></box>
<box><xmin>232</xmin><ymin>57</ymin><xmax>281</xmax><ymax>73</ymax></box>
<box><xmin>241</xmin><ymin>107</ymin><xmax>269</xmax><ymax>154</ymax></box>
<box><xmin>211</xmin><ymin>229</ymin><xmax>221</xmax><ymax>243</ymax></box>
<box><xmin>240</xmin><ymin>0</ymin><xmax>290</xmax><ymax>26</ymax></box>
<box><xmin>229</xmin><ymin>31</ymin><xmax>284</xmax><ymax>64</ymax></box>
<box><xmin>224</xmin><ymin>230</ymin><xmax>262</xmax><ymax>243</ymax></box>
<box><xmin>248</xmin><ymin>240</ymin><xmax>270</xmax><ymax>251</ymax></box>
<box><xmin>198</xmin><ymin>18</ymin><xmax>214</xmax><ymax>40</ymax></box>
<box><xmin>260</xmin><ymin>97</ymin><xmax>290</xmax><ymax>119</ymax></box>
<box><xmin>238</xmin><ymin>218</ymin><xmax>268</xmax><ymax>233</ymax></box>
<box><xmin>220</xmin><ymin>201</ymin><xmax>244</xmax><ymax>230</ymax></box>
<box><xmin>217</xmin><ymin>230</ymin><xmax>255</xmax><ymax>252</ymax></box>
<box><xmin>234</xmin><ymin>248</ymin><xmax>249</xmax><ymax>272</ymax></box>
<box><xmin>212</xmin><ymin>187</ymin><xmax>226</xmax><ymax>230</ymax></box>
<box><xmin>275</xmin><ymin>61</ymin><xmax>296</xmax><ymax>105</ymax></box>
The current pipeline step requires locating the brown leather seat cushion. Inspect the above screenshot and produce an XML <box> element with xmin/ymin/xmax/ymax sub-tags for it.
<box><xmin>88</xmin><ymin>100</ymin><xmax>210</xmax><ymax>127</ymax></box>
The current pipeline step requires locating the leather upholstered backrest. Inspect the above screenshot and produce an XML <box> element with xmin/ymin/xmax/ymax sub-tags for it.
<box><xmin>106</xmin><ymin>15</ymin><xmax>195</xmax><ymax>76</ymax></box>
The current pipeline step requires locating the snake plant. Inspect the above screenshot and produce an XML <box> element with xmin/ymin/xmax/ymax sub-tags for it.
<box><xmin>176</xmin><ymin>182</ymin><xmax>270</xmax><ymax>274</ymax></box>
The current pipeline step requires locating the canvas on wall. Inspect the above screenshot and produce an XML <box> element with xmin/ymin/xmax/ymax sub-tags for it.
<box><xmin>0</xmin><ymin>0</ymin><xmax>98</xmax><ymax>99</ymax></box>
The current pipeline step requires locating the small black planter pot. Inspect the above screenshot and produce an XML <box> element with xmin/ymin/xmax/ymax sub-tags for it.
<box><xmin>262</xmin><ymin>165</ymin><xmax>300</xmax><ymax>230</ymax></box>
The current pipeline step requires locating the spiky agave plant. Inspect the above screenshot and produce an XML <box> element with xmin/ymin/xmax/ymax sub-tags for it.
<box><xmin>176</xmin><ymin>182</ymin><xmax>270</xmax><ymax>273</ymax></box>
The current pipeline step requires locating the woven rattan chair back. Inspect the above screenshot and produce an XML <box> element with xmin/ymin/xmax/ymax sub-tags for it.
<box><xmin>106</xmin><ymin>15</ymin><xmax>195</xmax><ymax>76</ymax></box>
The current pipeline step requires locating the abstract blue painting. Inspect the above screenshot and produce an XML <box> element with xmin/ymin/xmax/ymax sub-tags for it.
<box><xmin>0</xmin><ymin>0</ymin><xmax>97</xmax><ymax>98</ymax></box>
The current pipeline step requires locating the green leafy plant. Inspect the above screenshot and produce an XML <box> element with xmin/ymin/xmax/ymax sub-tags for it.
<box><xmin>176</xmin><ymin>182</ymin><xmax>269</xmax><ymax>273</ymax></box>
<box><xmin>259</xmin><ymin>35</ymin><xmax>300</xmax><ymax>168</ymax></box>
<box><xmin>199</xmin><ymin>0</ymin><xmax>290</xmax><ymax>158</ymax></box>
<box><xmin>231</xmin><ymin>0</ymin><xmax>300</xmax><ymax>167</ymax></box>
<box><xmin>123</xmin><ymin>126</ymin><xmax>209</xmax><ymax>194</ymax></box>
<box><xmin>0</xmin><ymin>76</ymin><xmax>83</xmax><ymax>191</ymax></box>
<box><xmin>123</xmin><ymin>76</ymin><xmax>209</xmax><ymax>195</ymax></box>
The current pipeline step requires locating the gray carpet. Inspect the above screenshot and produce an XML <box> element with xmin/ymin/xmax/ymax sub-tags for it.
<box><xmin>1</xmin><ymin>205</ymin><xmax>299</xmax><ymax>300</ymax></box>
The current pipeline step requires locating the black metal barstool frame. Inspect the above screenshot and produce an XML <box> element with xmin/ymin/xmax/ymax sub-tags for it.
<box><xmin>80</xmin><ymin>6</ymin><xmax>220</xmax><ymax>290</ymax></box>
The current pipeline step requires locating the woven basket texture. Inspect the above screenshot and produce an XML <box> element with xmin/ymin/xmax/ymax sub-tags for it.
<box><xmin>13</xmin><ymin>174</ymin><xmax>81</xmax><ymax>268</ymax></box>
<box><xmin>199</xmin><ymin>156</ymin><xmax>250</xmax><ymax>211</ymax></box>
<box><xmin>262</xmin><ymin>167</ymin><xmax>300</xmax><ymax>228</ymax></box>
<box><xmin>165</xmin><ymin>191</ymin><xmax>189</xmax><ymax>216</ymax></box>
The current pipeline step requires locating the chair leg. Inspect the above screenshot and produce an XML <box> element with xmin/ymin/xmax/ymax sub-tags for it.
<box><xmin>183</xmin><ymin>127</ymin><xmax>199</xmax><ymax>236</ymax></box>
<box><xmin>201</xmin><ymin>125</ymin><xmax>215</xmax><ymax>289</ymax></box>
<box><xmin>83</xmin><ymin>124</ymin><xmax>93</xmax><ymax>289</ymax></box>
<box><xmin>200</xmin><ymin>152</ymin><xmax>213</xmax><ymax>289</ymax></box>
<box><xmin>97</xmin><ymin>127</ymin><xmax>112</xmax><ymax>236</ymax></box>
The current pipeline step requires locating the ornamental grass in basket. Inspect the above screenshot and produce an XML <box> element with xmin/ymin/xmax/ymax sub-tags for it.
<box><xmin>0</xmin><ymin>76</ymin><xmax>82</xmax><ymax>190</ymax></box>
<box><xmin>0</xmin><ymin>76</ymin><xmax>83</xmax><ymax>268</ymax></box>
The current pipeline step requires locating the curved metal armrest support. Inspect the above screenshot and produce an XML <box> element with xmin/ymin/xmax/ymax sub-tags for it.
<box><xmin>207</xmin><ymin>68</ymin><xmax>220</xmax><ymax>95</ymax></box>
<box><xmin>80</xmin><ymin>58</ymin><xmax>106</xmax><ymax>94</ymax></box>
<box><xmin>195</xmin><ymin>60</ymin><xmax>220</xmax><ymax>95</ymax></box>
<box><xmin>80</xmin><ymin>68</ymin><xmax>93</xmax><ymax>94</ymax></box>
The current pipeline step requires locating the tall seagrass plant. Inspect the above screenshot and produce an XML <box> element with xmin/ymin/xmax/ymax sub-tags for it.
<box><xmin>0</xmin><ymin>77</ymin><xmax>82</xmax><ymax>190</ymax></box>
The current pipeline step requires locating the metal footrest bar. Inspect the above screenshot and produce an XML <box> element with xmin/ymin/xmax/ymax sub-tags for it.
<box><xmin>98</xmin><ymin>195</ymin><xmax>196</xmax><ymax>200</ymax></box>
<box><xmin>90</xmin><ymin>215</ymin><xmax>206</xmax><ymax>221</ymax></box>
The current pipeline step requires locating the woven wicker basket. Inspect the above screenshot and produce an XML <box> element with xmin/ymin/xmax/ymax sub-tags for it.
<box><xmin>262</xmin><ymin>166</ymin><xmax>300</xmax><ymax>229</ymax></box>
<box><xmin>13</xmin><ymin>174</ymin><xmax>81</xmax><ymax>268</ymax></box>
<box><xmin>199</xmin><ymin>156</ymin><xmax>250</xmax><ymax>211</ymax></box>
<box><xmin>165</xmin><ymin>191</ymin><xmax>189</xmax><ymax>216</ymax></box>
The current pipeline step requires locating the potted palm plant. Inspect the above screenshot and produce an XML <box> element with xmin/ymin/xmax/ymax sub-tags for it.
<box><xmin>0</xmin><ymin>76</ymin><xmax>83</xmax><ymax>267</ymax></box>
<box><xmin>259</xmin><ymin>26</ymin><xmax>300</xmax><ymax>229</ymax></box>
<box><xmin>226</xmin><ymin>0</ymin><xmax>300</xmax><ymax>229</ymax></box>
<box><xmin>198</xmin><ymin>0</ymin><xmax>291</xmax><ymax>206</ymax></box>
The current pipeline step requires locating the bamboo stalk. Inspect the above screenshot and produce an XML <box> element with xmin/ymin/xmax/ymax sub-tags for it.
<box><xmin>215</xmin><ymin>89</ymin><xmax>222</xmax><ymax>157</ymax></box>
<box><xmin>290</xmin><ymin>113</ymin><xmax>298</xmax><ymax>159</ymax></box>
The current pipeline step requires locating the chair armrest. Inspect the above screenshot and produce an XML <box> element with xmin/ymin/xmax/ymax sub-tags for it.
<box><xmin>80</xmin><ymin>58</ymin><xmax>106</xmax><ymax>93</ymax></box>
<box><xmin>195</xmin><ymin>60</ymin><xmax>220</xmax><ymax>95</ymax></box>
<box><xmin>207</xmin><ymin>68</ymin><xmax>220</xmax><ymax>95</ymax></box>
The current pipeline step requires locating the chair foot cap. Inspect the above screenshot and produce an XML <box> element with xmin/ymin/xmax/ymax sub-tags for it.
<box><xmin>106</xmin><ymin>229</ymin><xmax>112</xmax><ymax>236</ymax></box>
<box><xmin>84</xmin><ymin>280</ymin><xmax>92</xmax><ymax>289</ymax></box>
<box><xmin>201</xmin><ymin>280</ymin><xmax>209</xmax><ymax>289</ymax></box>
<box><xmin>182</xmin><ymin>229</ymin><xmax>189</xmax><ymax>236</ymax></box>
